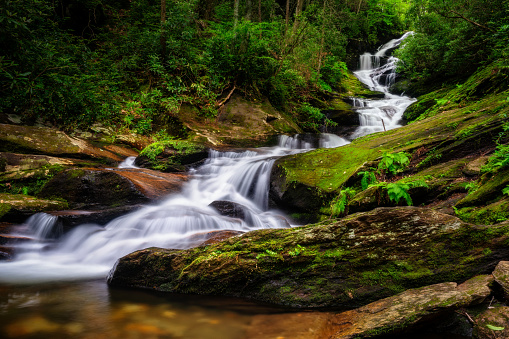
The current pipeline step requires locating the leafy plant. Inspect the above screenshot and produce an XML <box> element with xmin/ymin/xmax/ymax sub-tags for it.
<box><xmin>330</xmin><ymin>187</ymin><xmax>357</xmax><ymax>217</ymax></box>
<box><xmin>289</xmin><ymin>245</ymin><xmax>305</xmax><ymax>257</ymax></box>
<box><xmin>358</xmin><ymin>170</ymin><xmax>377</xmax><ymax>190</ymax></box>
<box><xmin>378</xmin><ymin>152</ymin><xmax>410</xmax><ymax>176</ymax></box>
<box><xmin>503</xmin><ymin>185</ymin><xmax>509</xmax><ymax>196</ymax></box>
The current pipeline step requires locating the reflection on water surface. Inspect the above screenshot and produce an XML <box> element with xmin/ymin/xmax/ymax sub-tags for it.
<box><xmin>0</xmin><ymin>280</ymin><xmax>334</xmax><ymax>339</ymax></box>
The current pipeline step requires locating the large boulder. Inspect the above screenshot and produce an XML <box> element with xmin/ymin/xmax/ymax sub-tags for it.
<box><xmin>108</xmin><ymin>207</ymin><xmax>509</xmax><ymax>308</ymax></box>
<box><xmin>0</xmin><ymin>124</ymin><xmax>127</xmax><ymax>163</ymax></box>
<box><xmin>38</xmin><ymin>168</ymin><xmax>186</xmax><ymax>210</ymax></box>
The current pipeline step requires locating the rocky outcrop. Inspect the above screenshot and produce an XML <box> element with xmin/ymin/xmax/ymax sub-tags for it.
<box><xmin>0</xmin><ymin>124</ymin><xmax>132</xmax><ymax>163</ymax></box>
<box><xmin>0</xmin><ymin>193</ymin><xmax>68</xmax><ymax>222</ymax></box>
<box><xmin>108</xmin><ymin>207</ymin><xmax>509</xmax><ymax>308</ymax></box>
<box><xmin>37</xmin><ymin>168</ymin><xmax>186</xmax><ymax>210</ymax></box>
<box><xmin>328</xmin><ymin>275</ymin><xmax>493</xmax><ymax>338</ymax></box>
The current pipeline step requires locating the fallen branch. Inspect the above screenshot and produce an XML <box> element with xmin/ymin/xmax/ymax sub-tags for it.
<box><xmin>216</xmin><ymin>84</ymin><xmax>236</xmax><ymax>108</ymax></box>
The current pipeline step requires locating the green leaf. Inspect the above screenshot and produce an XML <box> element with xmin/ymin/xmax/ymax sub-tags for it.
<box><xmin>486</xmin><ymin>324</ymin><xmax>505</xmax><ymax>331</ymax></box>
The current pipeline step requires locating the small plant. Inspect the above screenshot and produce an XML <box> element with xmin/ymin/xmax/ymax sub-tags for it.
<box><xmin>289</xmin><ymin>244</ymin><xmax>305</xmax><ymax>257</ymax></box>
<box><xmin>465</xmin><ymin>182</ymin><xmax>480</xmax><ymax>193</ymax></box>
<box><xmin>330</xmin><ymin>187</ymin><xmax>357</xmax><ymax>217</ymax></box>
<box><xmin>377</xmin><ymin>152</ymin><xmax>410</xmax><ymax>177</ymax></box>
<box><xmin>358</xmin><ymin>170</ymin><xmax>377</xmax><ymax>190</ymax></box>
<box><xmin>386</xmin><ymin>182</ymin><xmax>412</xmax><ymax>205</ymax></box>
<box><xmin>503</xmin><ymin>185</ymin><xmax>509</xmax><ymax>196</ymax></box>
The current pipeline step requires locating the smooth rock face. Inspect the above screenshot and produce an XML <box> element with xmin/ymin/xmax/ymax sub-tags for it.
<box><xmin>108</xmin><ymin>207</ymin><xmax>509</xmax><ymax>308</ymax></box>
<box><xmin>0</xmin><ymin>124</ymin><xmax>124</xmax><ymax>163</ymax></box>
<box><xmin>329</xmin><ymin>275</ymin><xmax>493</xmax><ymax>339</ymax></box>
<box><xmin>492</xmin><ymin>261</ymin><xmax>509</xmax><ymax>298</ymax></box>
<box><xmin>473</xmin><ymin>305</ymin><xmax>509</xmax><ymax>339</ymax></box>
<box><xmin>38</xmin><ymin>168</ymin><xmax>186</xmax><ymax>210</ymax></box>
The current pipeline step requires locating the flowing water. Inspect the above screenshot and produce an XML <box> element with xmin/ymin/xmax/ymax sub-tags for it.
<box><xmin>351</xmin><ymin>31</ymin><xmax>416</xmax><ymax>138</ymax></box>
<box><xmin>0</xmin><ymin>34</ymin><xmax>435</xmax><ymax>338</ymax></box>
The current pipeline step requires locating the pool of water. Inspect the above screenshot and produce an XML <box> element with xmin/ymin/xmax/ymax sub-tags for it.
<box><xmin>0</xmin><ymin>279</ymin><xmax>336</xmax><ymax>339</ymax></box>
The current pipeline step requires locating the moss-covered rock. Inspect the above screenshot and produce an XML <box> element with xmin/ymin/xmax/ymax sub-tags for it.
<box><xmin>0</xmin><ymin>124</ymin><xmax>127</xmax><ymax>164</ymax></box>
<box><xmin>269</xmin><ymin>61</ymin><xmax>509</xmax><ymax>221</ymax></box>
<box><xmin>108</xmin><ymin>207</ymin><xmax>509</xmax><ymax>308</ymax></box>
<box><xmin>0</xmin><ymin>193</ymin><xmax>68</xmax><ymax>222</ymax></box>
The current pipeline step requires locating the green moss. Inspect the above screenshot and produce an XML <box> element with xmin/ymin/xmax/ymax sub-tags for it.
<box><xmin>0</xmin><ymin>203</ymin><xmax>12</xmax><ymax>219</ymax></box>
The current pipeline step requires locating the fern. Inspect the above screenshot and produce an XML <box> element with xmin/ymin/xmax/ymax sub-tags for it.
<box><xmin>378</xmin><ymin>152</ymin><xmax>410</xmax><ymax>176</ymax></box>
<box><xmin>358</xmin><ymin>170</ymin><xmax>377</xmax><ymax>190</ymax></box>
<box><xmin>331</xmin><ymin>188</ymin><xmax>357</xmax><ymax>216</ymax></box>
<box><xmin>387</xmin><ymin>183</ymin><xmax>412</xmax><ymax>205</ymax></box>
<box><xmin>503</xmin><ymin>185</ymin><xmax>509</xmax><ymax>196</ymax></box>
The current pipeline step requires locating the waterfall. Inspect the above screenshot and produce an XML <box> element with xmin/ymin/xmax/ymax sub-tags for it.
<box><xmin>118</xmin><ymin>156</ymin><xmax>138</xmax><ymax>169</ymax></box>
<box><xmin>352</xmin><ymin>32</ymin><xmax>416</xmax><ymax>138</ymax></box>
<box><xmin>0</xmin><ymin>135</ymin><xmax>340</xmax><ymax>284</ymax></box>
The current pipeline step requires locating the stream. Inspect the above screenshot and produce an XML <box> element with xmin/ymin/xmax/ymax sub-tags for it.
<box><xmin>0</xmin><ymin>33</ymin><xmax>441</xmax><ymax>339</ymax></box>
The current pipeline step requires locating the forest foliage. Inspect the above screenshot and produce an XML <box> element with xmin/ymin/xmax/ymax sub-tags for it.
<box><xmin>0</xmin><ymin>0</ymin><xmax>507</xmax><ymax>135</ymax></box>
<box><xmin>0</xmin><ymin>0</ymin><xmax>407</xmax><ymax>133</ymax></box>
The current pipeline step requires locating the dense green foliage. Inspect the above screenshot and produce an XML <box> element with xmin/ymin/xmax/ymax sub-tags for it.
<box><xmin>395</xmin><ymin>0</ymin><xmax>509</xmax><ymax>86</ymax></box>
<box><xmin>0</xmin><ymin>0</ymin><xmax>408</xmax><ymax>134</ymax></box>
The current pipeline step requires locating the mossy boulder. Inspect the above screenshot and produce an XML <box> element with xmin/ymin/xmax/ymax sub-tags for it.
<box><xmin>108</xmin><ymin>207</ymin><xmax>509</xmax><ymax>308</ymax></box>
<box><xmin>135</xmin><ymin>140</ymin><xmax>208</xmax><ymax>172</ymax></box>
<box><xmin>269</xmin><ymin>61</ymin><xmax>509</xmax><ymax>221</ymax></box>
<box><xmin>0</xmin><ymin>193</ymin><xmax>68</xmax><ymax>222</ymax></box>
<box><xmin>0</xmin><ymin>124</ymin><xmax>126</xmax><ymax>164</ymax></box>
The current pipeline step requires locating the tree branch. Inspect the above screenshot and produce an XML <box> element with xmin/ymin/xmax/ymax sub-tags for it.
<box><xmin>442</xmin><ymin>9</ymin><xmax>495</xmax><ymax>32</ymax></box>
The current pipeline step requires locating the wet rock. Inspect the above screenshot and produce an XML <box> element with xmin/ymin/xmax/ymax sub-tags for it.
<box><xmin>0</xmin><ymin>250</ymin><xmax>11</xmax><ymax>260</ymax></box>
<box><xmin>492</xmin><ymin>261</ymin><xmax>509</xmax><ymax>299</ymax></box>
<box><xmin>209</xmin><ymin>201</ymin><xmax>247</xmax><ymax>220</ymax></box>
<box><xmin>48</xmin><ymin>205</ymin><xmax>143</xmax><ymax>229</ymax></box>
<box><xmin>38</xmin><ymin>168</ymin><xmax>186</xmax><ymax>210</ymax></box>
<box><xmin>328</xmin><ymin>275</ymin><xmax>493</xmax><ymax>338</ymax></box>
<box><xmin>108</xmin><ymin>207</ymin><xmax>509</xmax><ymax>308</ymax></box>
<box><xmin>473</xmin><ymin>305</ymin><xmax>509</xmax><ymax>339</ymax></box>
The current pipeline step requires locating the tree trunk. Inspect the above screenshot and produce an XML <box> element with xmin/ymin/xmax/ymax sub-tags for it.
<box><xmin>246</xmin><ymin>0</ymin><xmax>252</xmax><ymax>20</ymax></box>
<box><xmin>316</xmin><ymin>0</ymin><xmax>327</xmax><ymax>77</ymax></box>
<box><xmin>293</xmin><ymin>0</ymin><xmax>304</xmax><ymax>32</ymax></box>
<box><xmin>160</xmin><ymin>0</ymin><xmax>166</xmax><ymax>61</ymax></box>
<box><xmin>258</xmin><ymin>0</ymin><xmax>262</xmax><ymax>22</ymax></box>
<box><xmin>285</xmin><ymin>0</ymin><xmax>290</xmax><ymax>32</ymax></box>
<box><xmin>234</xmin><ymin>0</ymin><xmax>240</xmax><ymax>28</ymax></box>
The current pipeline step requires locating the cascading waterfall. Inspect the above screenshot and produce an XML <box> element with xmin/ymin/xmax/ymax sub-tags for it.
<box><xmin>0</xmin><ymin>134</ymin><xmax>348</xmax><ymax>284</ymax></box>
<box><xmin>352</xmin><ymin>32</ymin><xmax>416</xmax><ymax>138</ymax></box>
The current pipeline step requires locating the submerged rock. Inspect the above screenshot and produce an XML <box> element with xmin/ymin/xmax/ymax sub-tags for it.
<box><xmin>209</xmin><ymin>201</ymin><xmax>247</xmax><ymax>220</ymax></box>
<box><xmin>108</xmin><ymin>207</ymin><xmax>509</xmax><ymax>308</ymax></box>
